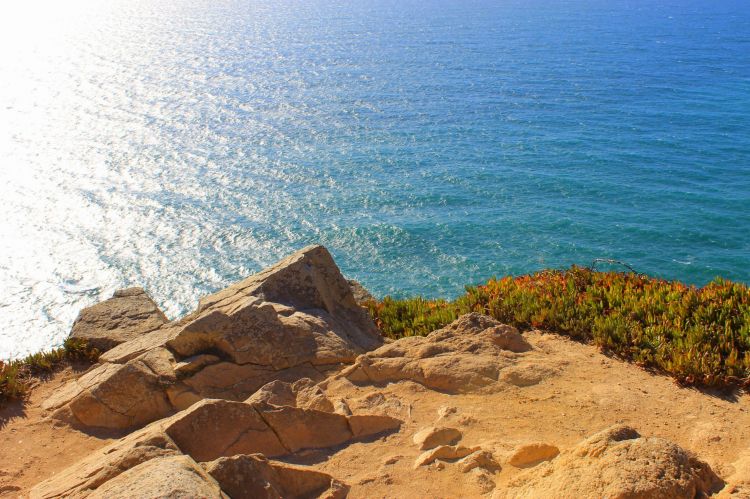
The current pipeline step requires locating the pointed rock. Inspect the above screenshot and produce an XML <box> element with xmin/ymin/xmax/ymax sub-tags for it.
<box><xmin>69</xmin><ymin>287</ymin><xmax>168</xmax><ymax>352</ymax></box>
<box><xmin>44</xmin><ymin>246</ymin><xmax>383</xmax><ymax>430</ymax></box>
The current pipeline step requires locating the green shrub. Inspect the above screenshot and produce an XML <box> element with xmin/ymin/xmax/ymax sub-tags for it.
<box><xmin>366</xmin><ymin>267</ymin><xmax>750</xmax><ymax>387</ymax></box>
<box><xmin>0</xmin><ymin>339</ymin><xmax>99</xmax><ymax>404</ymax></box>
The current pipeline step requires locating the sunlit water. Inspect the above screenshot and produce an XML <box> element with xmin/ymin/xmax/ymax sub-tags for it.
<box><xmin>1</xmin><ymin>0</ymin><xmax>749</xmax><ymax>358</ymax></box>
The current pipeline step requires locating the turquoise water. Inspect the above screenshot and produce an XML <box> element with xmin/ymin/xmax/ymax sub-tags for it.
<box><xmin>1</xmin><ymin>0</ymin><xmax>749</xmax><ymax>357</ymax></box>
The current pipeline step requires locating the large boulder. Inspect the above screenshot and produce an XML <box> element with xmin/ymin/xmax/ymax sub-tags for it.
<box><xmin>496</xmin><ymin>425</ymin><xmax>724</xmax><ymax>498</ymax></box>
<box><xmin>44</xmin><ymin>245</ymin><xmax>383</xmax><ymax>429</ymax></box>
<box><xmin>343</xmin><ymin>313</ymin><xmax>536</xmax><ymax>393</ymax></box>
<box><xmin>69</xmin><ymin>287</ymin><xmax>168</xmax><ymax>352</ymax></box>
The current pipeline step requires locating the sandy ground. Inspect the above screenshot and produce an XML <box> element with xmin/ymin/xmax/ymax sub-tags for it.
<box><xmin>314</xmin><ymin>331</ymin><xmax>750</xmax><ymax>497</ymax></box>
<box><xmin>2</xmin><ymin>332</ymin><xmax>749</xmax><ymax>498</ymax></box>
<box><xmin>0</xmin><ymin>365</ymin><xmax>120</xmax><ymax>498</ymax></box>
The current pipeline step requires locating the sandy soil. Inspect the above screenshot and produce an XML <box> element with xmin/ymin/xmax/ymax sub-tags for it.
<box><xmin>314</xmin><ymin>331</ymin><xmax>750</xmax><ymax>497</ymax></box>
<box><xmin>2</xmin><ymin>332</ymin><xmax>749</xmax><ymax>498</ymax></box>
<box><xmin>0</xmin><ymin>365</ymin><xmax>120</xmax><ymax>498</ymax></box>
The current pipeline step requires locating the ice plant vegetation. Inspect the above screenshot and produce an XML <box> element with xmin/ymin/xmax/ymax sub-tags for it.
<box><xmin>0</xmin><ymin>338</ymin><xmax>99</xmax><ymax>403</ymax></box>
<box><xmin>366</xmin><ymin>267</ymin><xmax>750</xmax><ymax>387</ymax></box>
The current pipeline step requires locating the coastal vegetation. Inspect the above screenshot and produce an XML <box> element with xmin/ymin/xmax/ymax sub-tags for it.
<box><xmin>366</xmin><ymin>267</ymin><xmax>750</xmax><ymax>387</ymax></box>
<box><xmin>0</xmin><ymin>338</ymin><xmax>98</xmax><ymax>404</ymax></box>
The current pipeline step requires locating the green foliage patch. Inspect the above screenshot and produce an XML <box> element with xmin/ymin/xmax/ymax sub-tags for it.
<box><xmin>0</xmin><ymin>338</ymin><xmax>99</xmax><ymax>404</ymax></box>
<box><xmin>365</xmin><ymin>267</ymin><xmax>750</xmax><ymax>387</ymax></box>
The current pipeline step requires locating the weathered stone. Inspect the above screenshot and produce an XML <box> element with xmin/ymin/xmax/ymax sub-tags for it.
<box><xmin>414</xmin><ymin>445</ymin><xmax>480</xmax><ymax>468</ymax></box>
<box><xmin>182</xmin><ymin>362</ymin><xmax>324</xmax><ymax>401</ymax></box>
<box><xmin>204</xmin><ymin>454</ymin><xmax>284</xmax><ymax>499</ymax></box>
<box><xmin>44</xmin><ymin>348</ymin><xmax>176</xmax><ymax>429</ymax></box>
<box><xmin>345</xmin><ymin>313</ymin><xmax>532</xmax><ymax>393</ymax></box>
<box><xmin>30</xmin><ymin>424</ymin><xmax>181</xmax><ymax>498</ymax></box>
<box><xmin>44</xmin><ymin>246</ymin><xmax>383</xmax><ymax>431</ymax></box>
<box><xmin>87</xmin><ymin>455</ymin><xmax>226</xmax><ymax>499</ymax></box>
<box><xmin>412</xmin><ymin>426</ymin><xmax>462</xmax><ymax>450</ymax></box>
<box><xmin>246</xmin><ymin>378</ymin><xmax>335</xmax><ymax>412</ymax></box>
<box><xmin>167</xmin><ymin>245</ymin><xmax>382</xmax><ymax>367</ymax></box>
<box><xmin>173</xmin><ymin>353</ymin><xmax>221</xmax><ymax>375</ymax></box>
<box><xmin>69</xmin><ymin>287</ymin><xmax>168</xmax><ymax>352</ymax></box>
<box><xmin>497</xmin><ymin>426</ymin><xmax>724</xmax><ymax>498</ymax></box>
<box><xmin>508</xmin><ymin>442</ymin><xmax>560</xmax><ymax>468</ymax></box>
<box><xmin>205</xmin><ymin>454</ymin><xmax>348</xmax><ymax>499</ymax></box>
<box><xmin>348</xmin><ymin>414</ymin><xmax>402</xmax><ymax>439</ymax></box>
<box><xmin>459</xmin><ymin>450</ymin><xmax>501</xmax><ymax>473</ymax></box>
<box><xmin>348</xmin><ymin>279</ymin><xmax>375</xmax><ymax>304</ymax></box>
<box><xmin>258</xmin><ymin>403</ymin><xmax>353</xmax><ymax>453</ymax></box>
<box><xmin>99</xmin><ymin>324</ymin><xmax>182</xmax><ymax>364</ymax></box>
<box><xmin>161</xmin><ymin>397</ymin><xmax>400</xmax><ymax>463</ymax></box>
<box><xmin>163</xmin><ymin>399</ymin><xmax>288</xmax><ymax>461</ymax></box>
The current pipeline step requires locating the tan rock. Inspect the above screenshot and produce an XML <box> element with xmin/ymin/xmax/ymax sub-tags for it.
<box><xmin>44</xmin><ymin>245</ymin><xmax>383</xmax><ymax>431</ymax></box>
<box><xmin>344</xmin><ymin>313</ymin><xmax>532</xmax><ymax>393</ymax></box>
<box><xmin>87</xmin><ymin>455</ymin><xmax>226</xmax><ymax>499</ymax></box>
<box><xmin>293</xmin><ymin>378</ymin><xmax>336</xmax><ymax>412</ymax></box>
<box><xmin>459</xmin><ymin>450</ymin><xmax>501</xmax><ymax>473</ymax></box>
<box><xmin>99</xmin><ymin>324</ymin><xmax>182</xmax><ymax>364</ymax></box>
<box><xmin>472</xmin><ymin>468</ymin><xmax>498</xmax><ymax>493</ymax></box>
<box><xmin>173</xmin><ymin>353</ymin><xmax>220</xmax><ymax>375</ymax></box>
<box><xmin>204</xmin><ymin>454</ymin><xmax>284</xmax><ymax>499</ymax></box>
<box><xmin>414</xmin><ymin>445</ymin><xmax>480</xmax><ymax>468</ymax></box>
<box><xmin>717</xmin><ymin>449</ymin><xmax>750</xmax><ymax>498</ymax></box>
<box><xmin>499</xmin><ymin>426</ymin><xmax>724</xmax><ymax>498</ymax></box>
<box><xmin>182</xmin><ymin>361</ymin><xmax>324</xmax><ymax>401</ymax></box>
<box><xmin>348</xmin><ymin>279</ymin><xmax>375</xmax><ymax>304</ymax></box>
<box><xmin>30</xmin><ymin>424</ymin><xmax>181</xmax><ymax>498</ymax></box>
<box><xmin>45</xmin><ymin>348</ymin><xmax>176</xmax><ymax>429</ymax></box>
<box><xmin>258</xmin><ymin>403</ymin><xmax>353</xmax><ymax>453</ymax></box>
<box><xmin>348</xmin><ymin>414</ymin><xmax>402</xmax><ymax>438</ymax></box>
<box><xmin>163</xmin><ymin>399</ymin><xmax>288</xmax><ymax>461</ymax></box>
<box><xmin>412</xmin><ymin>426</ymin><xmax>462</xmax><ymax>450</ymax></box>
<box><xmin>205</xmin><ymin>453</ymin><xmax>348</xmax><ymax>499</ymax></box>
<box><xmin>167</xmin><ymin>245</ymin><xmax>382</xmax><ymax>366</ymax></box>
<box><xmin>69</xmin><ymin>287</ymin><xmax>168</xmax><ymax>352</ymax></box>
<box><xmin>245</xmin><ymin>378</ymin><xmax>335</xmax><ymax>412</ymax></box>
<box><xmin>508</xmin><ymin>442</ymin><xmax>560</xmax><ymax>468</ymax></box>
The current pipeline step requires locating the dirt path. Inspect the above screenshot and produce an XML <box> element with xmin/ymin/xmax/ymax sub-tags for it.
<box><xmin>0</xmin><ymin>367</ymin><xmax>119</xmax><ymax>498</ymax></box>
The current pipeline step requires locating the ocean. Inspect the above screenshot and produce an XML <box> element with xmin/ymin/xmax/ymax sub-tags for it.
<box><xmin>1</xmin><ymin>0</ymin><xmax>749</xmax><ymax>358</ymax></box>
